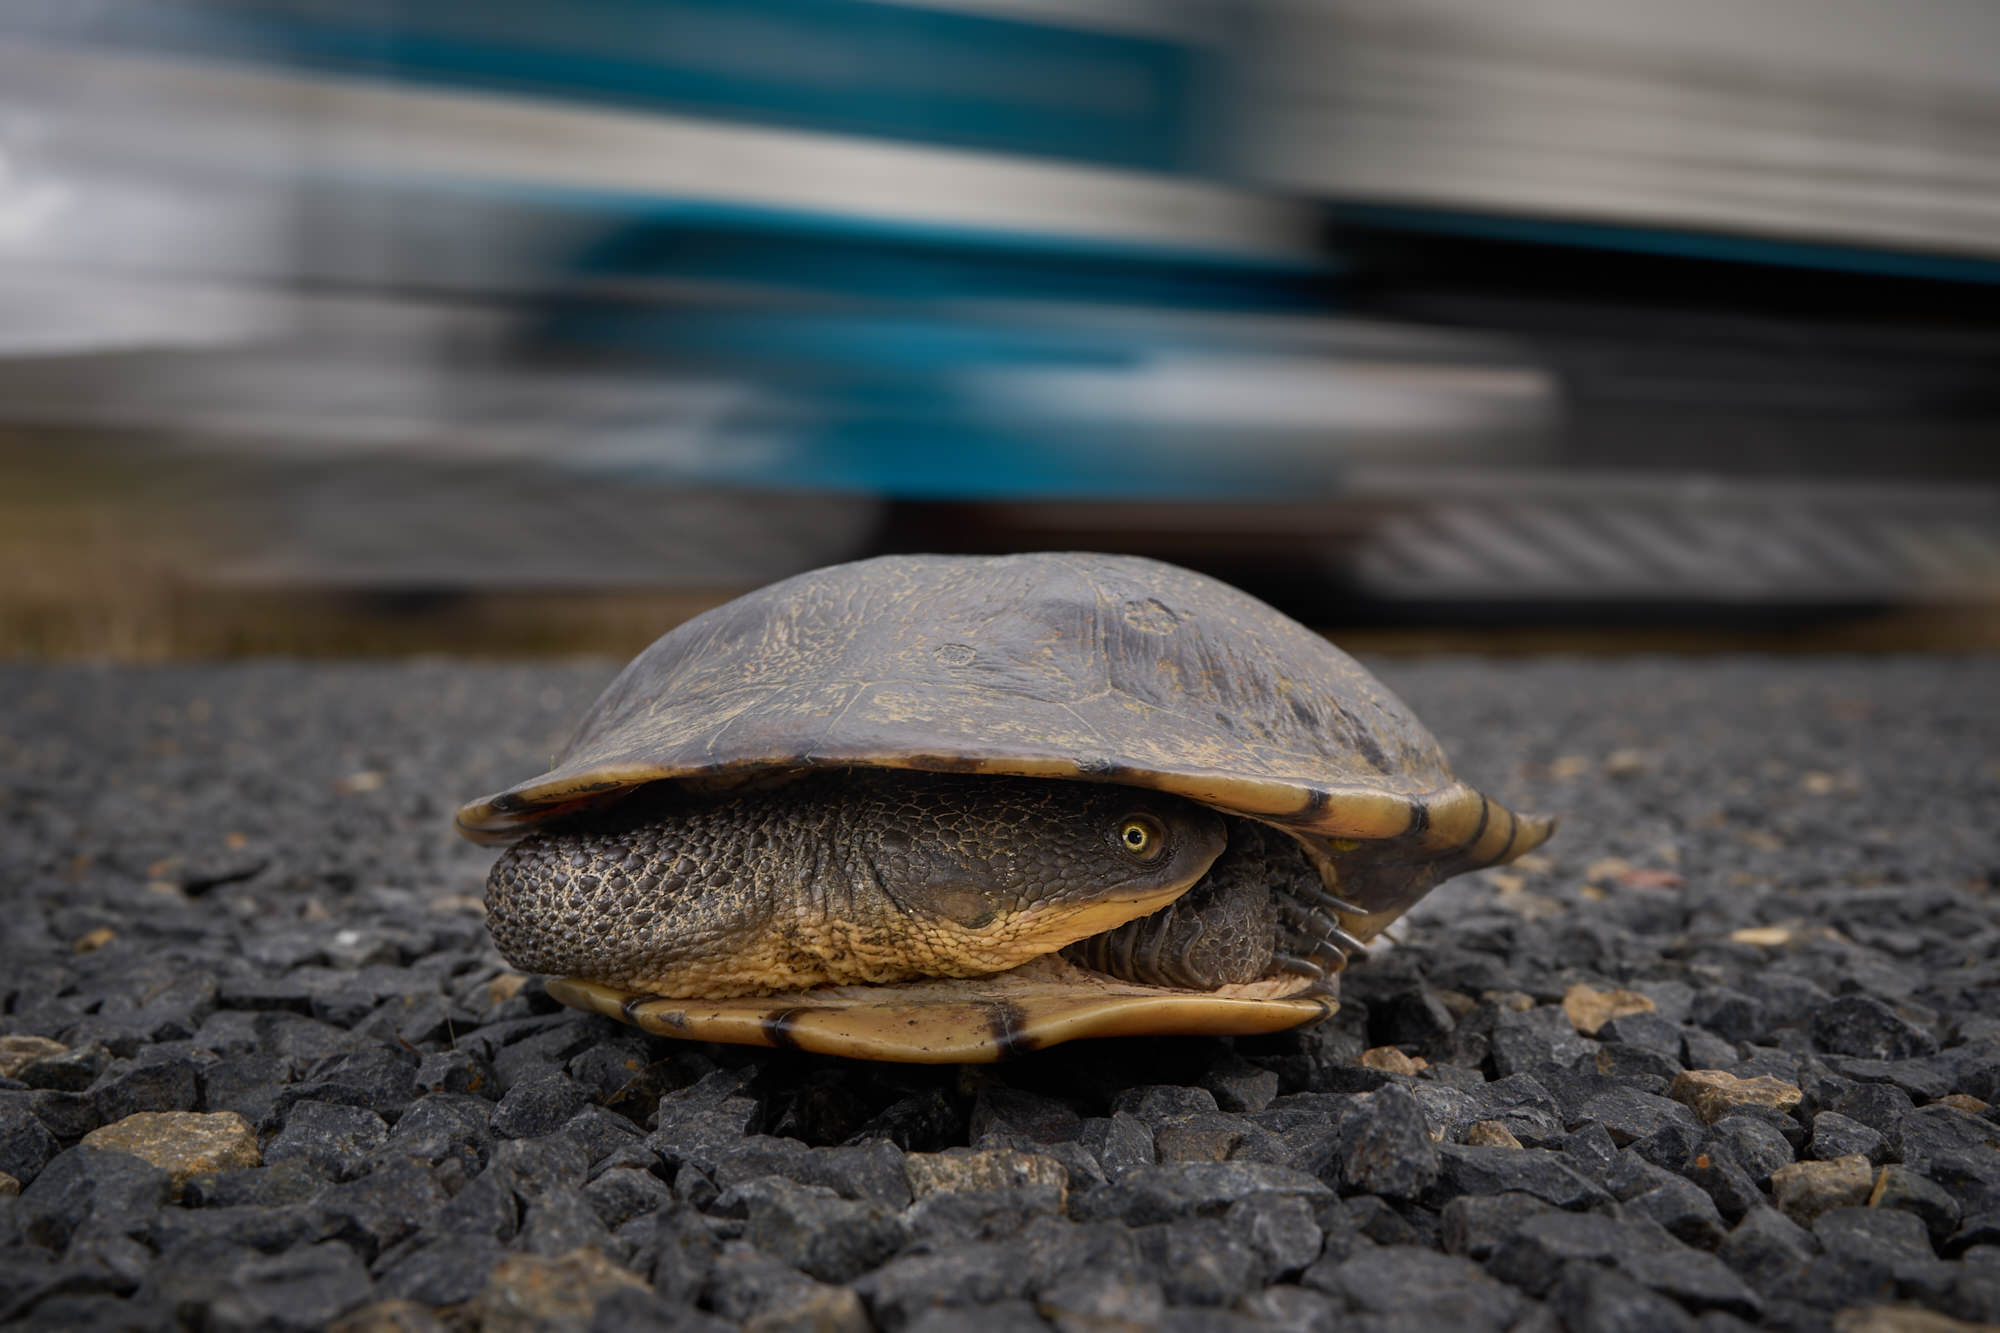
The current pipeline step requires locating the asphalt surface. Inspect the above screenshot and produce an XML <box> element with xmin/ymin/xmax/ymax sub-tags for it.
<box><xmin>1</xmin><ymin>655</ymin><xmax>1996</xmax><ymax>1331</ymax></box>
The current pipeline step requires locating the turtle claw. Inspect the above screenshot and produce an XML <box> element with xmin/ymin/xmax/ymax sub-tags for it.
<box><xmin>1308</xmin><ymin>889</ymin><xmax>1370</xmax><ymax>917</ymax></box>
<box><xmin>1272</xmin><ymin>952</ymin><xmax>1326</xmax><ymax>979</ymax></box>
<box><xmin>1304</xmin><ymin>909</ymin><xmax>1343</xmax><ymax>940</ymax></box>
<box><xmin>1327</xmin><ymin>927</ymin><xmax>1371</xmax><ymax>959</ymax></box>
<box><xmin>1296</xmin><ymin>926</ymin><xmax>1369</xmax><ymax>968</ymax></box>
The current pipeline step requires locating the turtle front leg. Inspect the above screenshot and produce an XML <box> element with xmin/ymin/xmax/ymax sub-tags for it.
<box><xmin>1063</xmin><ymin>818</ymin><xmax>1320</xmax><ymax>990</ymax></box>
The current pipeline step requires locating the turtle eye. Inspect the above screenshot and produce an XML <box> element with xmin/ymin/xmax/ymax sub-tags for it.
<box><xmin>1115</xmin><ymin>815</ymin><xmax>1166</xmax><ymax>861</ymax></box>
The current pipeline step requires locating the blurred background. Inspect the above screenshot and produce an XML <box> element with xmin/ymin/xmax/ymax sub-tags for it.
<box><xmin>3</xmin><ymin>0</ymin><xmax>1997</xmax><ymax>657</ymax></box>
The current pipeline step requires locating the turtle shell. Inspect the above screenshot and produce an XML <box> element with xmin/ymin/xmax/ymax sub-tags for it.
<box><xmin>458</xmin><ymin>552</ymin><xmax>1554</xmax><ymax>1057</ymax></box>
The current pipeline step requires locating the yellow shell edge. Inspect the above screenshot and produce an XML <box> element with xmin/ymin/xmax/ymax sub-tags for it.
<box><xmin>544</xmin><ymin>971</ymin><xmax>1333</xmax><ymax>1064</ymax></box>
<box><xmin>454</xmin><ymin>761</ymin><xmax>1531</xmax><ymax>851</ymax></box>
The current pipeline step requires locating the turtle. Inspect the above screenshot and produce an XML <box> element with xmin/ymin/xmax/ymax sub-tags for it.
<box><xmin>457</xmin><ymin>552</ymin><xmax>1553</xmax><ymax>1062</ymax></box>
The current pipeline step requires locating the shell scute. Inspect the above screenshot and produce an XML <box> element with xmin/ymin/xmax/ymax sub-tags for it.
<box><xmin>458</xmin><ymin>553</ymin><xmax>1515</xmax><ymax>849</ymax></box>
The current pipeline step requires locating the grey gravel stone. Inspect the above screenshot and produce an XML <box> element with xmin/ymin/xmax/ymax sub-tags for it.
<box><xmin>903</xmin><ymin>1186</ymin><xmax>1064</xmax><ymax>1248</ymax></box>
<box><xmin>582</xmin><ymin>1164</ymin><xmax>673</xmax><ymax>1229</ymax></box>
<box><xmin>376</xmin><ymin>1233</ymin><xmax>503</xmax><ymax>1306</ymax></box>
<box><xmin>1605</xmin><ymin>1147</ymin><xmax>1674</xmax><ymax>1202</ymax></box>
<box><xmin>805</xmin><ymin>1139</ymin><xmax>913</xmax><ymax>1209</ymax></box>
<box><xmin>1899</xmin><ymin>1104</ymin><xmax>2000</xmax><ymax>1169</ymax></box>
<box><xmin>1623</xmin><ymin>1171</ymin><xmax>1729</xmax><ymax>1249</ymax></box>
<box><xmin>91</xmin><ymin>1057</ymin><xmax>201</xmax><ymax>1122</ymax></box>
<box><xmin>1532</xmin><ymin>1057</ymin><xmax>1631</xmax><ymax>1125</ymax></box>
<box><xmin>182</xmin><ymin>1159</ymin><xmax>325</xmax><ymax>1209</ymax></box>
<box><xmin>1432</xmin><ymin>1144</ymin><xmax>1612</xmax><ymax>1211</ymax></box>
<box><xmin>513</xmin><ymin>1187</ymin><xmax>616</xmax><ymax>1261</ymax></box>
<box><xmin>1495</xmin><ymin>1210</ymin><xmax>1762</xmax><ymax>1315</ymax></box>
<box><xmin>1592</xmin><ymin>1039</ymin><xmax>1689</xmax><ymax>1091</ymax></box>
<box><xmin>975</xmin><ymin>1087</ymin><xmax>1087</xmax><ymax>1146</ymax></box>
<box><xmin>1706</xmin><ymin>1115</ymin><xmax>1796</xmax><ymax>1187</ymax></box>
<box><xmin>1871</xmin><ymin>1163</ymin><xmax>1965</xmax><ymax>1244</ymax></box>
<box><xmin>1683</xmin><ymin>1030</ymin><xmax>1741</xmax><ymax>1072</ymax></box>
<box><xmin>491</xmin><ymin>1072</ymin><xmax>589</xmax><ymax>1139</ymax></box>
<box><xmin>1722</xmin><ymin>1048</ymin><xmax>1800</xmax><ymax>1086</ymax></box>
<box><xmin>1684</xmin><ymin>1143</ymin><xmax>1768</xmax><ymax>1223</ymax></box>
<box><xmin>1814</xmin><ymin>1205</ymin><xmax>1948</xmax><ymax>1279</ymax></box>
<box><xmin>1717</xmin><ymin>1206</ymin><xmax>1818</xmax><ymax>1297</ymax></box>
<box><xmin>1329</xmin><ymin>1193</ymin><xmax>1433</xmax><ymax>1249</ymax></box>
<box><xmin>1467</xmin><ymin>1073</ymin><xmax>1567</xmax><ymax>1147</ymax></box>
<box><xmin>1135</xmin><ymin>1218</ymin><xmax>1264</xmax><ymax>1305</ymax></box>
<box><xmin>706</xmin><ymin>1135</ymin><xmax>811</xmax><ymax>1195</ymax></box>
<box><xmin>199</xmin><ymin>1054</ymin><xmax>293</xmax><ymax>1130</ymax></box>
<box><xmin>894</xmin><ymin>1298</ymin><xmax>1042</xmax><ymax>1333</ymax></box>
<box><xmin>1807</xmin><ymin>1110</ymin><xmax>1888</xmax><ymax>1164</ymax></box>
<box><xmin>387</xmin><ymin>1092</ymin><xmax>492</xmax><ymax>1175</ymax></box>
<box><xmin>11</xmin><ymin>1089</ymin><xmax>101</xmax><ymax>1141</ymax></box>
<box><xmin>412</xmin><ymin>1048</ymin><xmax>495</xmax><ymax>1099</ymax></box>
<box><xmin>560</xmin><ymin>1104</ymin><xmax>644</xmax><ymax>1169</ymax></box>
<box><xmin>1229</xmin><ymin>1193</ymin><xmax>1323</xmax><ymax>1279</ymax></box>
<box><xmin>728</xmin><ymin>1176</ymin><xmax>905</xmax><ymax>1283</ymax></box>
<box><xmin>1070</xmin><ymin>1162</ymin><xmax>1333</xmax><ymax>1225</ymax></box>
<box><xmin>1552</xmin><ymin>1122</ymin><xmax>1621</xmax><ymax>1175</ymax></box>
<box><xmin>634</xmin><ymin>1202</ymin><xmax>716</xmax><ymax>1306</ymax></box>
<box><xmin>15</xmin><ymin>1146</ymin><xmax>173</xmax><ymax>1253</ymax></box>
<box><xmin>1199</xmin><ymin>1057</ymin><xmax>1280</xmax><ymax>1114</ymax></box>
<box><xmin>852</xmin><ymin>1240</ymin><xmax>1036</xmax><ymax>1330</ymax></box>
<box><xmin>17</xmin><ymin>1043</ymin><xmax>113</xmax><ymax>1093</ymax></box>
<box><xmin>264</xmin><ymin>1101</ymin><xmax>390</xmax><ymax>1182</ymax></box>
<box><xmin>282</xmin><ymin>1049</ymin><xmax>417</xmax><ymax>1123</ymax></box>
<box><xmin>487</xmin><ymin>1133</ymin><xmax>589</xmax><ymax>1202</ymax></box>
<box><xmin>1741</xmin><ymin>976</ymin><xmax>1832</xmax><ymax>1038</ymax></box>
<box><xmin>1621</xmin><ymin>1244</ymin><xmax>1764</xmax><ymax>1317</ymax></box>
<box><xmin>1829</xmin><ymin>1055</ymin><xmax>1954</xmax><ymax>1104</ymax></box>
<box><xmin>131</xmin><ymin>1232</ymin><xmax>250</xmax><ymax>1320</ymax></box>
<box><xmin>143</xmin><ymin>1199</ymin><xmax>329</xmax><ymax>1255</ymax></box>
<box><xmin>1319</xmin><ymin>1245</ymin><xmax>1526</xmax><ymax>1330</ymax></box>
<box><xmin>1548</xmin><ymin>1262</ymin><xmax>1697</xmax><ymax>1333</ymax></box>
<box><xmin>1928</xmin><ymin>1148</ymin><xmax>2000</xmax><ymax>1225</ymax></box>
<box><xmin>1235</xmin><ymin>1283</ymin><xmax>1342</xmax><ymax>1332</ymax></box>
<box><xmin>433</xmin><ymin>1168</ymin><xmax>518</xmax><ymax>1242</ymax></box>
<box><xmin>1441</xmin><ymin>1191</ymin><xmax>1556</xmax><ymax>1259</ymax></box>
<box><xmin>1690</xmin><ymin>990</ymin><xmax>1765</xmax><ymax>1046</ymax></box>
<box><xmin>1038</xmin><ymin>1270</ymin><xmax>1164</xmax><ymax>1332</ymax></box>
<box><xmin>309</xmin><ymin>1155</ymin><xmax>447</xmax><ymax>1260</ymax></box>
<box><xmin>646</xmin><ymin>1103</ymin><xmax>761</xmax><ymax>1178</ymax></box>
<box><xmin>1579</xmin><ymin>1087</ymin><xmax>1706</xmax><ymax>1169</ymax></box>
<box><xmin>1490</xmin><ymin>1007</ymin><xmax>1593</xmax><ymax>1079</ymax></box>
<box><xmin>1108</xmin><ymin>1085</ymin><xmax>1218</xmax><ymax>1125</ymax></box>
<box><xmin>203</xmin><ymin>1241</ymin><xmax>375</xmax><ymax>1333</ymax></box>
<box><xmin>1490</xmin><ymin>1211</ymin><xmax>1676</xmax><ymax>1297</ymax></box>
<box><xmin>1811</xmin><ymin>996</ymin><xmax>1940</xmax><ymax>1061</ymax></box>
<box><xmin>0</xmin><ymin>1100</ymin><xmax>58</xmax><ymax>1185</ymax></box>
<box><xmin>1336</xmin><ymin>1084</ymin><xmax>1438</xmax><ymax>1200</ymax></box>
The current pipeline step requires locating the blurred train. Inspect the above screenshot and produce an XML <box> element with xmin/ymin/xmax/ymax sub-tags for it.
<box><xmin>1</xmin><ymin>0</ymin><xmax>1996</xmax><ymax>614</ymax></box>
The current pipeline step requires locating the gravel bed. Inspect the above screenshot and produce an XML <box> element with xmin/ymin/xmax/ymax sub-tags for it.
<box><xmin>1</xmin><ymin>656</ymin><xmax>1996</xmax><ymax>1332</ymax></box>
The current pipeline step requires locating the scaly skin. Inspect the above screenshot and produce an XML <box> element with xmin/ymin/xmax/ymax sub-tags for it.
<box><xmin>484</xmin><ymin>770</ymin><xmax>1230</xmax><ymax>998</ymax></box>
<box><xmin>1060</xmin><ymin>818</ymin><xmax>1313</xmax><ymax>988</ymax></box>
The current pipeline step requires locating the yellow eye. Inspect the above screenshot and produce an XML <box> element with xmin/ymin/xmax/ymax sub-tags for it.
<box><xmin>1117</xmin><ymin>817</ymin><xmax>1165</xmax><ymax>860</ymax></box>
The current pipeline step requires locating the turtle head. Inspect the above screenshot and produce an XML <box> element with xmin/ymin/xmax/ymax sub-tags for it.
<box><xmin>854</xmin><ymin>775</ymin><xmax>1229</xmax><ymax>978</ymax></box>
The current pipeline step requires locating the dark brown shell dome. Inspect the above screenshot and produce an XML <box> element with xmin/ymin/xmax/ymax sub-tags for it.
<box><xmin>459</xmin><ymin>553</ymin><xmax>1550</xmax><ymax>930</ymax></box>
